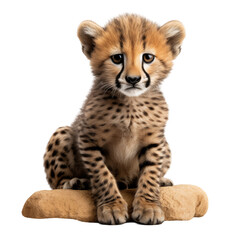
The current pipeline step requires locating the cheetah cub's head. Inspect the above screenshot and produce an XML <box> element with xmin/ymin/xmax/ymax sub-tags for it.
<box><xmin>77</xmin><ymin>14</ymin><xmax>185</xmax><ymax>97</ymax></box>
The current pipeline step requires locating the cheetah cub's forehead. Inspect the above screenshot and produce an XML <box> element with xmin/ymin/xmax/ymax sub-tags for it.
<box><xmin>77</xmin><ymin>14</ymin><xmax>185</xmax><ymax>97</ymax></box>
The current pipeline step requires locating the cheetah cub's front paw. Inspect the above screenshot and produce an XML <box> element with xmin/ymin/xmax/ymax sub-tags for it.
<box><xmin>97</xmin><ymin>198</ymin><xmax>128</xmax><ymax>225</ymax></box>
<box><xmin>132</xmin><ymin>198</ymin><xmax>165</xmax><ymax>225</ymax></box>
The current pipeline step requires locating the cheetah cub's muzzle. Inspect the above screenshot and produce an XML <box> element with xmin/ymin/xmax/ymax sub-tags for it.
<box><xmin>111</xmin><ymin>53</ymin><xmax>156</xmax><ymax>97</ymax></box>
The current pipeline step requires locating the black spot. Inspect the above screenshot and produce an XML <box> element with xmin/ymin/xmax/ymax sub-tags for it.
<box><xmin>147</xmin><ymin>132</ymin><xmax>153</xmax><ymax>136</ymax></box>
<box><xmin>91</xmin><ymin>162</ymin><xmax>97</xmax><ymax>167</ymax></box>
<box><xmin>148</xmin><ymin>106</ymin><xmax>154</xmax><ymax>110</ymax></box>
<box><xmin>104</xmin><ymin>196</ymin><xmax>116</xmax><ymax>204</ymax></box>
<box><xmin>50</xmin><ymin>169</ymin><xmax>55</xmax><ymax>178</ymax></box>
<box><xmin>47</xmin><ymin>144</ymin><xmax>53</xmax><ymax>152</ymax></box>
<box><xmin>104</xmin><ymin>190</ymin><xmax>110</xmax><ymax>196</ymax></box>
<box><xmin>116</xmin><ymin>108</ymin><xmax>121</xmax><ymax>113</ymax></box>
<box><xmin>111</xmin><ymin>115</ymin><xmax>117</xmax><ymax>119</ymax></box>
<box><xmin>143</xmin><ymin>111</ymin><xmax>148</xmax><ymax>116</ymax></box>
<box><xmin>144</xmin><ymin>101</ymin><xmax>149</xmax><ymax>104</ymax></box>
<box><xmin>90</xmin><ymin>115</ymin><xmax>95</xmax><ymax>119</ymax></box>
<box><xmin>103</xmin><ymin>129</ymin><xmax>110</xmax><ymax>133</ymax></box>
<box><xmin>142</xmin><ymin>184</ymin><xmax>147</xmax><ymax>188</ymax></box>
<box><xmin>57</xmin><ymin>171</ymin><xmax>65</xmax><ymax>178</ymax></box>
<box><xmin>54</xmin><ymin>164</ymin><xmax>58</xmax><ymax>170</ymax></box>
<box><xmin>60</xmin><ymin>130</ymin><xmax>66</xmax><ymax>134</ymax></box>
<box><xmin>150</xmin><ymin>176</ymin><xmax>156</xmax><ymax>181</ymax></box>
<box><xmin>63</xmin><ymin>146</ymin><xmax>69</xmax><ymax>153</ymax></box>
<box><xmin>52</xmin><ymin>150</ymin><xmax>58</xmax><ymax>157</ymax></box>
<box><xmin>53</xmin><ymin>132</ymin><xmax>58</xmax><ymax>136</ymax></box>
<box><xmin>60</xmin><ymin>164</ymin><xmax>67</xmax><ymax>169</ymax></box>
<box><xmin>81</xmin><ymin>153</ymin><xmax>92</xmax><ymax>158</ymax></box>
<box><xmin>95</xmin><ymin>157</ymin><xmax>103</xmax><ymax>161</ymax></box>
<box><xmin>83</xmin><ymin>146</ymin><xmax>104</xmax><ymax>155</ymax></box>
<box><xmin>150</xmin><ymin>170</ymin><xmax>157</xmax><ymax>175</ymax></box>
<box><xmin>94</xmin><ymin>178</ymin><xmax>100</xmax><ymax>184</ymax></box>
<box><xmin>103</xmin><ymin>171</ymin><xmax>108</xmax><ymax>176</ymax></box>
<box><xmin>139</xmin><ymin>160</ymin><xmax>157</xmax><ymax>171</ymax></box>
<box><xmin>118</xmin><ymin>103</ymin><xmax>124</xmax><ymax>107</ymax></box>
<box><xmin>60</xmin><ymin>152</ymin><xmax>66</xmax><ymax>157</ymax></box>
<box><xmin>89</xmin><ymin>132</ymin><xmax>96</xmax><ymax>137</ymax></box>
<box><xmin>142</xmin><ymin>35</ymin><xmax>146</xmax><ymax>49</ymax></box>
<box><xmin>138</xmin><ymin>143</ymin><xmax>159</xmax><ymax>158</ymax></box>
<box><xmin>103</xmin><ymin>179</ymin><xmax>108</xmax><ymax>185</ymax></box>
<box><xmin>147</xmin><ymin>180</ymin><xmax>155</xmax><ymax>187</ymax></box>
<box><xmin>50</xmin><ymin>159</ymin><xmax>55</xmax><ymax>166</ymax></box>
<box><xmin>44</xmin><ymin>160</ymin><xmax>49</xmax><ymax>169</ymax></box>
<box><xmin>161</xmin><ymin>107</ymin><xmax>168</xmax><ymax>111</ymax></box>
<box><xmin>107</xmin><ymin>107</ymin><xmax>112</xmax><ymax>110</ymax></box>
<box><xmin>55</xmin><ymin>139</ymin><xmax>60</xmax><ymax>145</ymax></box>
<box><xmin>152</xmin><ymin>153</ymin><xmax>159</xmax><ymax>157</ymax></box>
<box><xmin>120</xmin><ymin>34</ymin><xmax>124</xmax><ymax>49</ymax></box>
<box><xmin>83</xmin><ymin>160</ymin><xmax>90</xmax><ymax>165</ymax></box>
<box><xmin>94</xmin><ymin>170</ymin><xmax>99</xmax><ymax>174</ymax></box>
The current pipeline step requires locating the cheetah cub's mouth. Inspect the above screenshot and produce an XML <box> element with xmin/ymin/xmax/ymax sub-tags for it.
<box><xmin>121</xmin><ymin>83</ymin><xmax>148</xmax><ymax>97</ymax></box>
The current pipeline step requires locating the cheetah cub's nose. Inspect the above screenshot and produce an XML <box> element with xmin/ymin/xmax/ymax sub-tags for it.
<box><xmin>125</xmin><ymin>76</ymin><xmax>141</xmax><ymax>85</ymax></box>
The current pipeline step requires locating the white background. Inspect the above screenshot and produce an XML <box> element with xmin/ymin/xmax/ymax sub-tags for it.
<box><xmin>1</xmin><ymin>0</ymin><xmax>240</xmax><ymax>239</ymax></box>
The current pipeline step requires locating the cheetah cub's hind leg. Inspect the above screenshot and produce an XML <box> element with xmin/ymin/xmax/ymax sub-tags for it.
<box><xmin>159</xmin><ymin>178</ymin><xmax>173</xmax><ymax>187</ymax></box>
<box><xmin>63</xmin><ymin>177</ymin><xmax>90</xmax><ymax>190</ymax></box>
<box><xmin>43</xmin><ymin>126</ymin><xmax>89</xmax><ymax>190</ymax></box>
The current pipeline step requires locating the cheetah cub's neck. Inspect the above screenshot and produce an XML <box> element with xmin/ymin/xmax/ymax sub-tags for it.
<box><xmin>84</xmin><ymin>84</ymin><xmax>168</xmax><ymax>132</ymax></box>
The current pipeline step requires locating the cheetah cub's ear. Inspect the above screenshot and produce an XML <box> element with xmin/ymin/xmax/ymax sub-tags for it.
<box><xmin>159</xmin><ymin>20</ymin><xmax>185</xmax><ymax>58</ymax></box>
<box><xmin>77</xmin><ymin>21</ymin><xmax>103</xmax><ymax>59</ymax></box>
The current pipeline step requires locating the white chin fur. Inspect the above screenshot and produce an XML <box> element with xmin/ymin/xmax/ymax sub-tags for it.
<box><xmin>119</xmin><ymin>87</ymin><xmax>147</xmax><ymax>97</ymax></box>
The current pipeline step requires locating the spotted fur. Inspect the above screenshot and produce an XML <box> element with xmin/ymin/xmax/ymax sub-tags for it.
<box><xmin>43</xmin><ymin>14</ymin><xmax>185</xmax><ymax>225</ymax></box>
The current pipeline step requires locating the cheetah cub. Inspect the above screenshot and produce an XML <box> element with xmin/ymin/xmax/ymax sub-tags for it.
<box><xmin>43</xmin><ymin>14</ymin><xmax>185</xmax><ymax>225</ymax></box>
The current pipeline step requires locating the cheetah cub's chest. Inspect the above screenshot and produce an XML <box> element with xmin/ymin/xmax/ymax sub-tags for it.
<box><xmin>108</xmin><ymin>129</ymin><xmax>139</xmax><ymax>164</ymax></box>
<box><xmin>104</xmin><ymin>126</ymin><xmax>140</xmax><ymax>182</ymax></box>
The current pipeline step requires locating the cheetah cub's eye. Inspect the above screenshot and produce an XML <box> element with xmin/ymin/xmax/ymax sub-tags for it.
<box><xmin>111</xmin><ymin>54</ymin><xmax>124</xmax><ymax>64</ymax></box>
<box><xmin>143</xmin><ymin>53</ymin><xmax>155</xmax><ymax>64</ymax></box>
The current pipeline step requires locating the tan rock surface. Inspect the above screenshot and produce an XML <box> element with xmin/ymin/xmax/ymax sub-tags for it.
<box><xmin>22</xmin><ymin>184</ymin><xmax>208</xmax><ymax>222</ymax></box>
